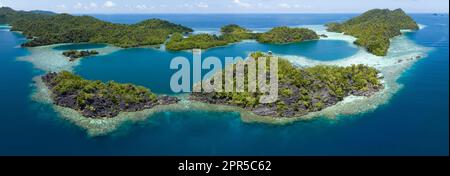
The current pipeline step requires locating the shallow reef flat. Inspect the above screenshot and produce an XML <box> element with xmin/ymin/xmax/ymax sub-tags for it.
<box><xmin>17</xmin><ymin>43</ymin><xmax>120</xmax><ymax>72</ymax></box>
<box><xmin>32</xmin><ymin>76</ymin><xmax>180</xmax><ymax>136</ymax></box>
<box><xmin>0</xmin><ymin>24</ymin><xmax>12</xmax><ymax>31</ymax></box>
<box><xmin>274</xmin><ymin>25</ymin><xmax>430</xmax><ymax>118</ymax></box>
<box><xmin>26</xmin><ymin>24</ymin><xmax>430</xmax><ymax>136</ymax></box>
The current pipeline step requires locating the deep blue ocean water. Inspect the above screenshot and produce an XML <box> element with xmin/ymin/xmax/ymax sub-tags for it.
<box><xmin>0</xmin><ymin>14</ymin><xmax>448</xmax><ymax>155</ymax></box>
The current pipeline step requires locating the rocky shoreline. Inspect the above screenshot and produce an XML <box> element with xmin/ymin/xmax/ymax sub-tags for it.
<box><xmin>42</xmin><ymin>49</ymin><xmax>384</xmax><ymax>119</ymax></box>
<box><xmin>41</xmin><ymin>69</ymin><xmax>382</xmax><ymax>119</ymax></box>
<box><xmin>189</xmin><ymin>53</ymin><xmax>384</xmax><ymax>118</ymax></box>
<box><xmin>190</xmin><ymin>83</ymin><xmax>383</xmax><ymax>118</ymax></box>
<box><xmin>42</xmin><ymin>72</ymin><xmax>179</xmax><ymax>118</ymax></box>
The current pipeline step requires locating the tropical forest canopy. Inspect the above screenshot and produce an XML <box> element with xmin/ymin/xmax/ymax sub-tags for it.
<box><xmin>191</xmin><ymin>52</ymin><xmax>383</xmax><ymax>117</ymax></box>
<box><xmin>166</xmin><ymin>24</ymin><xmax>257</xmax><ymax>51</ymax></box>
<box><xmin>1</xmin><ymin>7</ymin><xmax>320</xmax><ymax>50</ymax></box>
<box><xmin>1</xmin><ymin>7</ymin><xmax>418</xmax><ymax>55</ymax></box>
<box><xmin>42</xmin><ymin>71</ymin><xmax>159</xmax><ymax>118</ymax></box>
<box><xmin>256</xmin><ymin>26</ymin><xmax>319</xmax><ymax>44</ymax></box>
<box><xmin>0</xmin><ymin>7</ymin><xmax>193</xmax><ymax>48</ymax></box>
<box><xmin>166</xmin><ymin>24</ymin><xmax>318</xmax><ymax>51</ymax></box>
<box><xmin>326</xmin><ymin>8</ymin><xmax>419</xmax><ymax>56</ymax></box>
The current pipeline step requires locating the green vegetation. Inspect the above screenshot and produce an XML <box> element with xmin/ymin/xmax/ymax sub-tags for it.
<box><xmin>49</xmin><ymin>71</ymin><xmax>157</xmax><ymax>105</ymax></box>
<box><xmin>0</xmin><ymin>7</ymin><xmax>193</xmax><ymax>47</ymax></box>
<box><xmin>326</xmin><ymin>8</ymin><xmax>419</xmax><ymax>56</ymax></box>
<box><xmin>42</xmin><ymin>71</ymin><xmax>160</xmax><ymax>118</ymax></box>
<box><xmin>1</xmin><ymin>7</ymin><xmax>320</xmax><ymax>51</ymax></box>
<box><xmin>166</xmin><ymin>25</ymin><xmax>319</xmax><ymax>51</ymax></box>
<box><xmin>166</xmin><ymin>24</ymin><xmax>257</xmax><ymax>51</ymax></box>
<box><xmin>191</xmin><ymin>52</ymin><xmax>383</xmax><ymax>117</ymax></box>
<box><xmin>62</xmin><ymin>50</ymin><xmax>99</xmax><ymax>61</ymax></box>
<box><xmin>220</xmin><ymin>24</ymin><xmax>250</xmax><ymax>34</ymax></box>
<box><xmin>166</xmin><ymin>33</ymin><xmax>231</xmax><ymax>50</ymax></box>
<box><xmin>257</xmin><ymin>26</ymin><xmax>319</xmax><ymax>44</ymax></box>
<box><xmin>220</xmin><ymin>24</ymin><xmax>256</xmax><ymax>41</ymax></box>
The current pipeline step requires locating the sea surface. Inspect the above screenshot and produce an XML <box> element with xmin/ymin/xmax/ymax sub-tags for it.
<box><xmin>0</xmin><ymin>14</ymin><xmax>448</xmax><ymax>155</ymax></box>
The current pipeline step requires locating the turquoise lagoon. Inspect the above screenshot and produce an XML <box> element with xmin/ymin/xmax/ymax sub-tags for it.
<box><xmin>75</xmin><ymin>39</ymin><xmax>356</xmax><ymax>94</ymax></box>
<box><xmin>0</xmin><ymin>14</ymin><xmax>448</xmax><ymax>155</ymax></box>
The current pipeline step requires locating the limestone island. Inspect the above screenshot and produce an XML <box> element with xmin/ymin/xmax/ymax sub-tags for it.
<box><xmin>37</xmin><ymin>52</ymin><xmax>384</xmax><ymax>131</ymax></box>
<box><xmin>1</xmin><ymin>7</ymin><xmax>319</xmax><ymax>51</ymax></box>
<box><xmin>256</xmin><ymin>26</ymin><xmax>319</xmax><ymax>44</ymax></box>
<box><xmin>325</xmin><ymin>8</ymin><xmax>419</xmax><ymax>56</ymax></box>
<box><xmin>166</xmin><ymin>25</ymin><xmax>319</xmax><ymax>51</ymax></box>
<box><xmin>0</xmin><ymin>7</ymin><xmax>193</xmax><ymax>48</ymax></box>
<box><xmin>41</xmin><ymin>71</ymin><xmax>179</xmax><ymax>118</ymax></box>
<box><xmin>190</xmin><ymin>52</ymin><xmax>383</xmax><ymax>117</ymax></box>
<box><xmin>62</xmin><ymin>50</ymin><xmax>99</xmax><ymax>61</ymax></box>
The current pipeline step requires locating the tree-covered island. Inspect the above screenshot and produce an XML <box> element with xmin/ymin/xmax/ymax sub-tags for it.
<box><xmin>190</xmin><ymin>52</ymin><xmax>384</xmax><ymax>117</ymax></box>
<box><xmin>2</xmin><ymin>7</ymin><xmax>419</xmax><ymax>55</ymax></box>
<box><xmin>1</xmin><ymin>7</ymin><xmax>319</xmax><ymax>51</ymax></box>
<box><xmin>166</xmin><ymin>24</ymin><xmax>319</xmax><ymax>51</ymax></box>
<box><xmin>256</xmin><ymin>26</ymin><xmax>319</xmax><ymax>44</ymax></box>
<box><xmin>0</xmin><ymin>7</ymin><xmax>193</xmax><ymax>48</ymax></box>
<box><xmin>42</xmin><ymin>71</ymin><xmax>179</xmax><ymax>118</ymax></box>
<box><xmin>326</xmin><ymin>8</ymin><xmax>419</xmax><ymax>56</ymax></box>
<box><xmin>41</xmin><ymin>52</ymin><xmax>384</xmax><ymax>119</ymax></box>
<box><xmin>165</xmin><ymin>24</ymin><xmax>257</xmax><ymax>51</ymax></box>
<box><xmin>62</xmin><ymin>50</ymin><xmax>99</xmax><ymax>61</ymax></box>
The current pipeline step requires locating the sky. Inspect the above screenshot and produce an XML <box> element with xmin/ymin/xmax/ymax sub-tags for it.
<box><xmin>0</xmin><ymin>0</ymin><xmax>448</xmax><ymax>14</ymax></box>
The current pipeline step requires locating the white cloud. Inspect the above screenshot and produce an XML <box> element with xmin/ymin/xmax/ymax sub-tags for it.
<box><xmin>74</xmin><ymin>2</ymin><xmax>83</xmax><ymax>9</ymax></box>
<box><xmin>279</xmin><ymin>3</ymin><xmax>291</xmax><ymax>9</ymax></box>
<box><xmin>103</xmin><ymin>1</ymin><xmax>116</xmax><ymax>8</ymax></box>
<box><xmin>0</xmin><ymin>2</ymin><xmax>3</xmax><ymax>7</ymax></box>
<box><xmin>73</xmin><ymin>2</ymin><xmax>99</xmax><ymax>10</ymax></box>
<box><xmin>292</xmin><ymin>4</ymin><xmax>313</xmax><ymax>9</ymax></box>
<box><xmin>256</xmin><ymin>2</ymin><xmax>270</xmax><ymax>8</ymax></box>
<box><xmin>136</xmin><ymin>4</ymin><xmax>147</xmax><ymax>9</ymax></box>
<box><xmin>197</xmin><ymin>2</ymin><xmax>209</xmax><ymax>8</ymax></box>
<box><xmin>184</xmin><ymin>3</ymin><xmax>193</xmax><ymax>8</ymax></box>
<box><xmin>89</xmin><ymin>2</ymin><xmax>97</xmax><ymax>8</ymax></box>
<box><xmin>56</xmin><ymin>4</ymin><xmax>67</xmax><ymax>10</ymax></box>
<box><xmin>233</xmin><ymin>0</ymin><xmax>251</xmax><ymax>8</ymax></box>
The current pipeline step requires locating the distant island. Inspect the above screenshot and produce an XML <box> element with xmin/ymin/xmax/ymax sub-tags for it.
<box><xmin>63</xmin><ymin>50</ymin><xmax>99</xmax><ymax>61</ymax></box>
<box><xmin>42</xmin><ymin>71</ymin><xmax>179</xmax><ymax>118</ymax></box>
<box><xmin>256</xmin><ymin>26</ymin><xmax>319</xmax><ymax>44</ymax></box>
<box><xmin>326</xmin><ymin>8</ymin><xmax>419</xmax><ymax>56</ymax></box>
<box><xmin>1</xmin><ymin>7</ymin><xmax>320</xmax><ymax>51</ymax></box>
<box><xmin>166</xmin><ymin>25</ymin><xmax>319</xmax><ymax>51</ymax></box>
<box><xmin>1</xmin><ymin>7</ymin><xmax>420</xmax><ymax>57</ymax></box>
<box><xmin>190</xmin><ymin>52</ymin><xmax>383</xmax><ymax>117</ymax></box>
<box><xmin>166</xmin><ymin>24</ymin><xmax>254</xmax><ymax>51</ymax></box>
<box><xmin>0</xmin><ymin>7</ymin><xmax>193</xmax><ymax>48</ymax></box>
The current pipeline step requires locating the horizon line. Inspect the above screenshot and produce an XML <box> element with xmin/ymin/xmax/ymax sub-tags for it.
<box><xmin>70</xmin><ymin>11</ymin><xmax>449</xmax><ymax>15</ymax></box>
<box><xmin>2</xmin><ymin>6</ymin><xmax>448</xmax><ymax>15</ymax></box>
